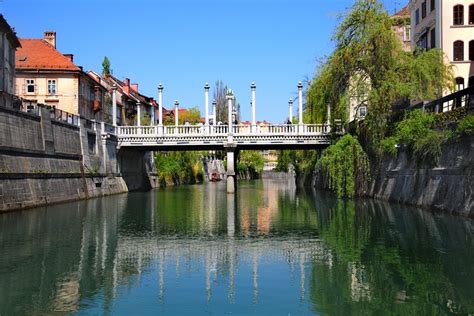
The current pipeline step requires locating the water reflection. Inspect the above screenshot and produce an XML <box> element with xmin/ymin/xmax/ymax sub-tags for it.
<box><xmin>0</xmin><ymin>179</ymin><xmax>473</xmax><ymax>315</ymax></box>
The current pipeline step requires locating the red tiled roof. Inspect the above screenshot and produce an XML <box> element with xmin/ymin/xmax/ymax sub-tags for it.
<box><xmin>393</xmin><ymin>6</ymin><xmax>409</xmax><ymax>17</ymax></box>
<box><xmin>16</xmin><ymin>39</ymin><xmax>80</xmax><ymax>71</ymax></box>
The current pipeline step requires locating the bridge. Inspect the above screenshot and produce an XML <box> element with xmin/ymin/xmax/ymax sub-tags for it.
<box><xmin>108</xmin><ymin>82</ymin><xmax>338</xmax><ymax>193</ymax></box>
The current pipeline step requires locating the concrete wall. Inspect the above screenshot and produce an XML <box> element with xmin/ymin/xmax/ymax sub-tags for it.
<box><xmin>0</xmin><ymin>105</ymin><xmax>155</xmax><ymax>212</ymax></box>
<box><xmin>369</xmin><ymin>135</ymin><xmax>474</xmax><ymax>217</ymax></box>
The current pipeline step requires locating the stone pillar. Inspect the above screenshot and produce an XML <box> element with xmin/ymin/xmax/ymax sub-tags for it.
<box><xmin>288</xmin><ymin>99</ymin><xmax>293</xmax><ymax>123</ymax></box>
<box><xmin>174</xmin><ymin>100</ymin><xmax>179</xmax><ymax>127</ymax></box>
<box><xmin>136</xmin><ymin>101</ymin><xmax>141</xmax><ymax>126</ymax></box>
<box><xmin>150</xmin><ymin>102</ymin><xmax>155</xmax><ymax>126</ymax></box>
<box><xmin>112</xmin><ymin>84</ymin><xmax>117</xmax><ymax>126</ymax></box>
<box><xmin>204</xmin><ymin>83</ymin><xmax>210</xmax><ymax>128</ymax></box>
<box><xmin>226</xmin><ymin>148</ymin><xmax>236</xmax><ymax>194</ymax></box>
<box><xmin>298</xmin><ymin>81</ymin><xmax>303</xmax><ymax>125</ymax></box>
<box><xmin>251</xmin><ymin>82</ymin><xmax>256</xmax><ymax>132</ymax></box>
<box><xmin>212</xmin><ymin>99</ymin><xmax>217</xmax><ymax>126</ymax></box>
<box><xmin>158</xmin><ymin>83</ymin><xmax>163</xmax><ymax>126</ymax></box>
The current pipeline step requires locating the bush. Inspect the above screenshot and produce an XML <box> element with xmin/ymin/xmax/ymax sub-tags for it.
<box><xmin>380</xmin><ymin>136</ymin><xmax>399</xmax><ymax>156</ymax></box>
<box><xmin>456</xmin><ymin>115</ymin><xmax>474</xmax><ymax>136</ymax></box>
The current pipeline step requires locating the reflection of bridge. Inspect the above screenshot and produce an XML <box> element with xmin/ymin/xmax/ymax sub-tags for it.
<box><xmin>109</xmin><ymin>81</ymin><xmax>341</xmax><ymax>193</ymax></box>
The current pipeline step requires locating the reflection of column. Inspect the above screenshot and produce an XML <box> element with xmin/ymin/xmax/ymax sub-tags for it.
<box><xmin>299</xmin><ymin>252</ymin><xmax>305</xmax><ymax>301</ymax></box>
<box><xmin>227</xmin><ymin>194</ymin><xmax>235</xmax><ymax>237</ymax></box>
<box><xmin>252</xmin><ymin>250</ymin><xmax>259</xmax><ymax>304</ymax></box>
<box><xmin>175</xmin><ymin>251</ymin><xmax>180</xmax><ymax>278</ymax></box>
<box><xmin>206</xmin><ymin>251</ymin><xmax>212</xmax><ymax>302</ymax></box>
<box><xmin>159</xmin><ymin>249</ymin><xmax>165</xmax><ymax>302</ymax></box>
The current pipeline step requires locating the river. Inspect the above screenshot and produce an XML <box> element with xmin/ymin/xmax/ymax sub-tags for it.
<box><xmin>0</xmin><ymin>179</ymin><xmax>473</xmax><ymax>315</ymax></box>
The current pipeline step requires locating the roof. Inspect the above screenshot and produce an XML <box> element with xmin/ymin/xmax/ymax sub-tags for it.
<box><xmin>0</xmin><ymin>15</ymin><xmax>21</xmax><ymax>48</ymax></box>
<box><xmin>393</xmin><ymin>6</ymin><xmax>409</xmax><ymax>17</ymax></box>
<box><xmin>16</xmin><ymin>39</ymin><xmax>80</xmax><ymax>71</ymax></box>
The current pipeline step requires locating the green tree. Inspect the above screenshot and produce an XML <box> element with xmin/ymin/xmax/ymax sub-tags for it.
<box><xmin>306</xmin><ymin>0</ymin><xmax>453</xmax><ymax>155</ymax></box>
<box><xmin>102</xmin><ymin>56</ymin><xmax>111</xmax><ymax>76</ymax></box>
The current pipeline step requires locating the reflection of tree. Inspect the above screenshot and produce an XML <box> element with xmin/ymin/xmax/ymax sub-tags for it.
<box><xmin>309</xmin><ymin>198</ymin><xmax>474</xmax><ymax>314</ymax></box>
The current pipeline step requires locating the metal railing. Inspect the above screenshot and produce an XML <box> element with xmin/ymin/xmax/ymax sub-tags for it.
<box><xmin>409</xmin><ymin>86</ymin><xmax>474</xmax><ymax>114</ymax></box>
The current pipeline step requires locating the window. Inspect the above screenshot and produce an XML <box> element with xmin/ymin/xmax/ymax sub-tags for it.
<box><xmin>454</xmin><ymin>41</ymin><xmax>464</xmax><ymax>61</ymax></box>
<box><xmin>455</xmin><ymin>77</ymin><xmax>464</xmax><ymax>91</ymax></box>
<box><xmin>47</xmin><ymin>79</ymin><xmax>57</xmax><ymax>95</ymax></box>
<box><xmin>430</xmin><ymin>28</ymin><xmax>436</xmax><ymax>49</ymax></box>
<box><xmin>470</xmin><ymin>40</ymin><xmax>474</xmax><ymax>61</ymax></box>
<box><xmin>26</xmin><ymin>79</ymin><xmax>35</xmax><ymax>93</ymax></box>
<box><xmin>470</xmin><ymin>5</ymin><xmax>474</xmax><ymax>24</ymax></box>
<box><xmin>404</xmin><ymin>26</ymin><xmax>411</xmax><ymax>41</ymax></box>
<box><xmin>417</xmin><ymin>34</ymin><xmax>428</xmax><ymax>49</ymax></box>
<box><xmin>416</xmin><ymin>9</ymin><xmax>420</xmax><ymax>25</ymax></box>
<box><xmin>431</xmin><ymin>0</ymin><xmax>435</xmax><ymax>11</ymax></box>
<box><xmin>453</xmin><ymin>5</ymin><xmax>464</xmax><ymax>25</ymax></box>
<box><xmin>422</xmin><ymin>1</ymin><xmax>427</xmax><ymax>18</ymax></box>
<box><xmin>469</xmin><ymin>76</ymin><xmax>474</xmax><ymax>87</ymax></box>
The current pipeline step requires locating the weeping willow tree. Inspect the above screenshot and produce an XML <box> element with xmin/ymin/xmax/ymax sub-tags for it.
<box><xmin>306</xmin><ymin>0</ymin><xmax>453</xmax><ymax>155</ymax></box>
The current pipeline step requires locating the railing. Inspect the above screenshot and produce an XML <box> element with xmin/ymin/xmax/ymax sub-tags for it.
<box><xmin>409</xmin><ymin>85</ymin><xmax>474</xmax><ymax>114</ymax></box>
<box><xmin>116</xmin><ymin>123</ymin><xmax>331</xmax><ymax>137</ymax></box>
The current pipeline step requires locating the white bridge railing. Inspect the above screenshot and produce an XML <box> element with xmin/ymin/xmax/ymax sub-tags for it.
<box><xmin>116</xmin><ymin>124</ymin><xmax>331</xmax><ymax>137</ymax></box>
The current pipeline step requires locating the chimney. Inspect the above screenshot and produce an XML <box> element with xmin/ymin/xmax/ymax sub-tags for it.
<box><xmin>63</xmin><ymin>54</ymin><xmax>73</xmax><ymax>62</ymax></box>
<box><xmin>124</xmin><ymin>78</ymin><xmax>130</xmax><ymax>87</ymax></box>
<box><xmin>131</xmin><ymin>83</ymin><xmax>139</xmax><ymax>92</ymax></box>
<box><xmin>44</xmin><ymin>31</ymin><xmax>56</xmax><ymax>48</ymax></box>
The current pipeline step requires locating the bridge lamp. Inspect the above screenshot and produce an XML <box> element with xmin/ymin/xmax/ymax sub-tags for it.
<box><xmin>174</xmin><ymin>100</ymin><xmax>179</xmax><ymax>126</ymax></box>
<box><xmin>297</xmin><ymin>81</ymin><xmax>303</xmax><ymax>125</ymax></box>
<box><xmin>158</xmin><ymin>83</ymin><xmax>164</xmax><ymax>126</ymax></box>
<box><xmin>212</xmin><ymin>99</ymin><xmax>217</xmax><ymax>125</ymax></box>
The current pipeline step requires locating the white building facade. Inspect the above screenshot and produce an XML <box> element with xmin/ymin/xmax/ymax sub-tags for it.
<box><xmin>410</xmin><ymin>0</ymin><xmax>474</xmax><ymax>89</ymax></box>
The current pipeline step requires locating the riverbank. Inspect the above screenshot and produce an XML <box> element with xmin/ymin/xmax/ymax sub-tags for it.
<box><xmin>311</xmin><ymin>134</ymin><xmax>473</xmax><ymax>217</ymax></box>
<box><xmin>0</xmin><ymin>105</ymin><xmax>156</xmax><ymax>212</ymax></box>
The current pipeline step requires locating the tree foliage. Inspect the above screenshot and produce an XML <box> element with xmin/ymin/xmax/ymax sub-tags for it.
<box><xmin>102</xmin><ymin>56</ymin><xmax>111</xmax><ymax>76</ymax></box>
<box><xmin>237</xmin><ymin>151</ymin><xmax>264</xmax><ymax>178</ymax></box>
<box><xmin>316</xmin><ymin>134</ymin><xmax>370</xmax><ymax>198</ymax></box>
<box><xmin>305</xmin><ymin>0</ymin><xmax>453</xmax><ymax>155</ymax></box>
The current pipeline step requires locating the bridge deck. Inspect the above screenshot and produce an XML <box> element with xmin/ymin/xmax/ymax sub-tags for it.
<box><xmin>114</xmin><ymin>124</ymin><xmax>335</xmax><ymax>151</ymax></box>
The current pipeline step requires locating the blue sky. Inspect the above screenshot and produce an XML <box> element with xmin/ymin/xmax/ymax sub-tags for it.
<box><xmin>2</xmin><ymin>0</ymin><xmax>399</xmax><ymax>123</ymax></box>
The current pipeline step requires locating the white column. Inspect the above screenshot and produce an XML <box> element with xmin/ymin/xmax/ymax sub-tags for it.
<box><xmin>112</xmin><ymin>84</ymin><xmax>117</xmax><ymax>126</ymax></box>
<box><xmin>288</xmin><ymin>99</ymin><xmax>293</xmax><ymax>123</ymax></box>
<box><xmin>204</xmin><ymin>83</ymin><xmax>209</xmax><ymax>127</ymax></box>
<box><xmin>136</xmin><ymin>101</ymin><xmax>141</xmax><ymax>126</ymax></box>
<box><xmin>227</xmin><ymin>93</ymin><xmax>233</xmax><ymax>135</ymax></box>
<box><xmin>150</xmin><ymin>103</ymin><xmax>155</xmax><ymax>126</ymax></box>
<box><xmin>212</xmin><ymin>99</ymin><xmax>217</xmax><ymax>126</ymax></box>
<box><xmin>251</xmin><ymin>82</ymin><xmax>256</xmax><ymax>132</ymax></box>
<box><xmin>174</xmin><ymin>100</ymin><xmax>179</xmax><ymax>127</ymax></box>
<box><xmin>158</xmin><ymin>83</ymin><xmax>163</xmax><ymax>126</ymax></box>
<box><xmin>326</xmin><ymin>103</ymin><xmax>331</xmax><ymax>132</ymax></box>
<box><xmin>298</xmin><ymin>81</ymin><xmax>303</xmax><ymax>125</ymax></box>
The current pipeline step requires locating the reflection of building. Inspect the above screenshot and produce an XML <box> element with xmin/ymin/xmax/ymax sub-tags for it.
<box><xmin>409</xmin><ymin>0</ymin><xmax>474</xmax><ymax>88</ymax></box>
<box><xmin>15</xmin><ymin>32</ymin><xmax>107</xmax><ymax>120</ymax></box>
<box><xmin>0</xmin><ymin>15</ymin><xmax>21</xmax><ymax>108</ymax></box>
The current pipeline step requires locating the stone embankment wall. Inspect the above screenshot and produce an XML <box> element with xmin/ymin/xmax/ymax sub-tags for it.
<box><xmin>0</xmin><ymin>106</ymin><xmax>155</xmax><ymax>212</ymax></box>
<box><xmin>369</xmin><ymin>135</ymin><xmax>473</xmax><ymax>217</ymax></box>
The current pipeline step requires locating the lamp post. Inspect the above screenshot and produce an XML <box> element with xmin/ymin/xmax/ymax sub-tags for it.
<box><xmin>137</xmin><ymin>101</ymin><xmax>142</xmax><ymax>126</ymax></box>
<box><xmin>251</xmin><ymin>82</ymin><xmax>256</xmax><ymax>132</ymax></box>
<box><xmin>204</xmin><ymin>83</ymin><xmax>209</xmax><ymax>128</ymax></box>
<box><xmin>212</xmin><ymin>99</ymin><xmax>217</xmax><ymax>126</ymax></box>
<box><xmin>174</xmin><ymin>100</ymin><xmax>179</xmax><ymax>127</ymax></box>
<box><xmin>112</xmin><ymin>84</ymin><xmax>117</xmax><ymax>126</ymax></box>
<box><xmin>288</xmin><ymin>99</ymin><xmax>293</xmax><ymax>124</ymax></box>
<box><xmin>158</xmin><ymin>83</ymin><xmax>163</xmax><ymax>126</ymax></box>
<box><xmin>298</xmin><ymin>81</ymin><xmax>303</xmax><ymax>125</ymax></box>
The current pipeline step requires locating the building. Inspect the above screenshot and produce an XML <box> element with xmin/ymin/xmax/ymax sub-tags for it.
<box><xmin>15</xmin><ymin>31</ymin><xmax>106</xmax><ymax>120</ymax></box>
<box><xmin>392</xmin><ymin>6</ymin><xmax>412</xmax><ymax>52</ymax></box>
<box><xmin>0</xmin><ymin>15</ymin><xmax>21</xmax><ymax>108</ymax></box>
<box><xmin>409</xmin><ymin>0</ymin><xmax>474</xmax><ymax>89</ymax></box>
<box><xmin>100</xmin><ymin>74</ymin><xmax>158</xmax><ymax>126</ymax></box>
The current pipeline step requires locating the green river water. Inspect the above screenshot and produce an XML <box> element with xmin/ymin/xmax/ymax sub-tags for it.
<box><xmin>0</xmin><ymin>179</ymin><xmax>473</xmax><ymax>315</ymax></box>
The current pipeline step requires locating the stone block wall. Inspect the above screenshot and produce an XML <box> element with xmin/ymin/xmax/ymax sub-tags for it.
<box><xmin>369</xmin><ymin>135</ymin><xmax>474</xmax><ymax>217</ymax></box>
